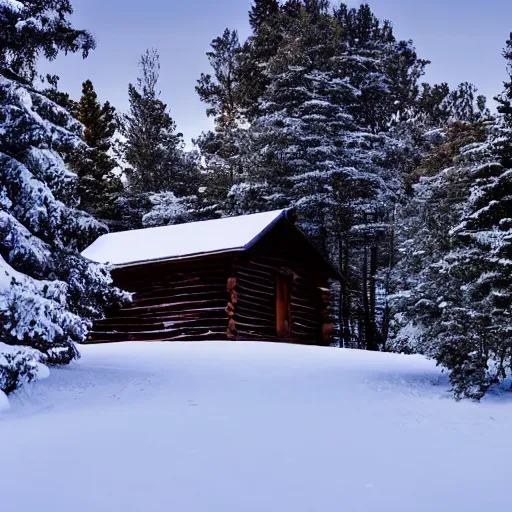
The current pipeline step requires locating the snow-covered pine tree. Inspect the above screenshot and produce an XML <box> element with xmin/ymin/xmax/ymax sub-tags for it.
<box><xmin>245</xmin><ymin>3</ymin><xmax>357</xmax><ymax>245</ymax></box>
<box><xmin>445</xmin><ymin>82</ymin><xmax>491</xmax><ymax>125</ymax></box>
<box><xmin>0</xmin><ymin>0</ymin><xmax>128</xmax><ymax>395</ymax></box>
<box><xmin>122</xmin><ymin>49</ymin><xmax>185</xmax><ymax>194</ymax></box>
<box><xmin>239</xmin><ymin>0</ymin><xmax>285</xmax><ymax>122</ymax></box>
<box><xmin>389</xmin><ymin>99</ymin><xmax>512</xmax><ymax>399</ymax></box>
<box><xmin>249</xmin><ymin>0</ymin><xmax>280</xmax><ymax>33</ymax></box>
<box><xmin>442</xmin><ymin>128</ymin><xmax>512</xmax><ymax>398</ymax></box>
<box><xmin>495</xmin><ymin>33</ymin><xmax>512</xmax><ymax>169</ymax></box>
<box><xmin>388</xmin><ymin>123</ymin><xmax>488</xmax><ymax>352</ymax></box>
<box><xmin>234</xmin><ymin>3</ymin><xmax>423</xmax><ymax>348</ymax></box>
<box><xmin>142</xmin><ymin>192</ymin><xmax>197</xmax><ymax>227</ymax></box>
<box><xmin>195</xmin><ymin>29</ymin><xmax>247</xmax><ymax>212</ymax></box>
<box><xmin>116</xmin><ymin>49</ymin><xmax>199</xmax><ymax>229</ymax></box>
<box><xmin>70</xmin><ymin>79</ymin><xmax>122</xmax><ymax>218</ymax></box>
<box><xmin>0</xmin><ymin>0</ymin><xmax>95</xmax><ymax>82</ymax></box>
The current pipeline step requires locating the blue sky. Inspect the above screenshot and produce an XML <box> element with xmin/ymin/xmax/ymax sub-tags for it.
<box><xmin>40</xmin><ymin>0</ymin><xmax>512</xmax><ymax>145</ymax></box>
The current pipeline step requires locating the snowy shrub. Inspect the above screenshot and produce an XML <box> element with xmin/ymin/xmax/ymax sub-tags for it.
<box><xmin>0</xmin><ymin>343</ymin><xmax>48</xmax><ymax>395</ymax></box>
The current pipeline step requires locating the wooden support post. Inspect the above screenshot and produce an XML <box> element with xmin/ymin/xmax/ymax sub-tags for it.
<box><xmin>320</xmin><ymin>286</ymin><xmax>334</xmax><ymax>345</ymax></box>
<box><xmin>226</xmin><ymin>277</ymin><xmax>238</xmax><ymax>339</ymax></box>
<box><xmin>276</xmin><ymin>271</ymin><xmax>293</xmax><ymax>338</ymax></box>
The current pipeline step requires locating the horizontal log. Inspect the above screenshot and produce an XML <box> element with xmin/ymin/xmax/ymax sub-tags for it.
<box><xmin>117</xmin><ymin>271</ymin><xmax>231</xmax><ymax>291</ymax></box>
<box><xmin>86</xmin><ymin>331</ymin><xmax>228</xmax><ymax>344</ymax></box>
<box><xmin>235</xmin><ymin>305</ymin><xmax>275</xmax><ymax>321</ymax></box>
<box><xmin>139</xmin><ymin>307</ymin><xmax>227</xmax><ymax>320</ymax></box>
<box><xmin>236</xmin><ymin>264</ymin><xmax>275</xmax><ymax>276</ymax></box>
<box><xmin>115</xmin><ymin>260</ymin><xmax>232</xmax><ymax>276</ymax></box>
<box><xmin>246</xmin><ymin>260</ymin><xmax>281</xmax><ymax>273</ymax></box>
<box><xmin>236</xmin><ymin>276</ymin><xmax>275</xmax><ymax>292</ymax></box>
<box><xmin>290</xmin><ymin>296</ymin><xmax>324</xmax><ymax>309</ymax></box>
<box><xmin>92</xmin><ymin>322</ymin><xmax>165</xmax><ymax>332</ymax></box>
<box><xmin>100</xmin><ymin>308</ymin><xmax>228</xmax><ymax>325</ymax></box>
<box><xmin>119</xmin><ymin>299</ymin><xmax>227</xmax><ymax>314</ymax></box>
<box><xmin>237</xmin><ymin>294</ymin><xmax>275</xmax><ymax>312</ymax></box>
<box><xmin>290</xmin><ymin>301</ymin><xmax>317</xmax><ymax>312</ymax></box>
<box><xmin>237</xmin><ymin>283</ymin><xmax>275</xmax><ymax>298</ymax></box>
<box><xmin>119</xmin><ymin>276</ymin><xmax>202</xmax><ymax>292</ymax></box>
<box><xmin>163</xmin><ymin>317</ymin><xmax>228</xmax><ymax>328</ymax></box>
<box><xmin>94</xmin><ymin>317</ymin><xmax>229</xmax><ymax>334</ymax></box>
<box><xmin>134</xmin><ymin>289</ymin><xmax>226</xmax><ymax>307</ymax></box>
<box><xmin>290</xmin><ymin>309</ymin><xmax>321</xmax><ymax>324</ymax></box>
<box><xmin>236</xmin><ymin>268</ymin><xmax>275</xmax><ymax>283</ymax></box>
<box><xmin>291</xmin><ymin>327</ymin><xmax>320</xmax><ymax>337</ymax></box>
<box><xmin>135</xmin><ymin>282</ymin><xmax>226</xmax><ymax>299</ymax></box>
<box><xmin>234</xmin><ymin>316</ymin><xmax>276</xmax><ymax>331</ymax></box>
<box><xmin>233</xmin><ymin>312</ymin><xmax>275</xmax><ymax>324</ymax></box>
<box><xmin>134</xmin><ymin>275</ymin><xmax>202</xmax><ymax>287</ymax></box>
<box><xmin>89</xmin><ymin>325</ymin><xmax>229</xmax><ymax>341</ymax></box>
<box><xmin>233</xmin><ymin>319</ymin><xmax>276</xmax><ymax>330</ymax></box>
<box><xmin>292</xmin><ymin>316</ymin><xmax>321</xmax><ymax>328</ymax></box>
<box><xmin>257</xmin><ymin>257</ymin><xmax>327</xmax><ymax>281</ymax></box>
<box><xmin>236</xmin><ymin>296</ymin><xmax>272</xmax><ymax>309</ymax></box>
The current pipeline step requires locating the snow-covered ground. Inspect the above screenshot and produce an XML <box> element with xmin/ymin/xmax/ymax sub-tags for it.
<box><xmin>1</xmin><ymin>342</ymin><xmax>511</xmax><ymax>512</ymax></box>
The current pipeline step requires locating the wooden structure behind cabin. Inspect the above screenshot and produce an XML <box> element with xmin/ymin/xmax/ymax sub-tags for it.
<box><xmin>81</xmin><ymin>209</ymin><xmax>343</xmax><ymax>345</ymax></box>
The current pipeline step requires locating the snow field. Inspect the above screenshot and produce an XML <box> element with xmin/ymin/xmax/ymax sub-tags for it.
<box><xmin>1</xmin><ymin>341</ymin><xmax>511</xmax><ymax>512</ymax></box>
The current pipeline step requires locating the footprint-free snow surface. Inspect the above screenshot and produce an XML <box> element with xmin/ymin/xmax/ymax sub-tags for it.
<box><xmin>1</xmin><ymin>342</ymin><xmax>512</xmax><ymax>512</ymax></box>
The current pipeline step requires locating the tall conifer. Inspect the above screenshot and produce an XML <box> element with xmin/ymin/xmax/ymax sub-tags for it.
<box><xmin>0</xmin><ymin>0</ymin><xmax>127</xmax><ymax>394</ymax></box>
<box><xmin>71</xmin><ymin>79</ymin><xmax>122</xmax><ymax>217</ymax></box>
<box><xmin>249</xmin><ymin>0</ymin><xmax>279</xmax><ymax>33</ymax></box>
<box><xmin>495</xmin><ymin>34</ymin><xmax>512</xmax><ymax>168</ymax></box>
<box><xmin>122</xmin><ymin>49</ymin><xmax>184</xmax><ymax>194</ymax></box>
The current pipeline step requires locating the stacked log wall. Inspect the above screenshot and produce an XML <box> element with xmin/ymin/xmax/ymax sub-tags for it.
<box><xmin>232</xmin><ymin>255</ymin><xmax>330</xmax><ymax>345</ymax></box>
<box><xmin>232</xmin><ymin>218</ymin><xmax>334</xmax><ymax>345</ymax></box>
<box><xmin>87</xmin><ymin>256</ymin><xmax>234</xmax><ymax>343</ymax></box>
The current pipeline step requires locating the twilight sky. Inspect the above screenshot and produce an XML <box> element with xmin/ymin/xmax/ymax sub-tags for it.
<box><xmin>40</xmin><ymin>0</ymin><xmax>512</xmax><ymax>145</ymax></box>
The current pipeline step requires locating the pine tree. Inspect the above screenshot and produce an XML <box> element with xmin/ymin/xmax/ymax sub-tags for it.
<box><xmin>282</xmin><ymin>0</ymin><xmax>303</xmax><ymax>18</ymax></box>
<box><xmin>70</xmin><ymin>79</ymin><xmax>122</xmax><ymax>217</ymax></box>
<box><xmin>446</xmin><ymin>82</ymin><xmax>490</xmax><ymax>124</ymax></box>
<box><xmin>196</xmin><ymin>30</ymin><xmax>243</xmax><ymax>130</ymax></box>
<box><xmin>142</xmin><ymin>192</ymin><xmax>197</xmax><ymax>227</ymax></box>
<box><xmin>0</xmin><ymin>0</ymin><xmax>95</xmax><ymax>82</ymax></box>
<box><xmin>116</xmin><ymin>49</ymin><xmax>199</xmax><ymax>230</ymax></box>
<box><xmin>196</xmin><ymin>30</ymin><xmax>246</xmax><ymax>208</ymax></box>
<box><xmin>249</xmin><ymin>0</ymin><xmax>279</xmax><ymax>33</ymax></box>
<box><xmin>416</xmin><ymin>82</ymin><xmax>452</xmax><ymax>127</ymax></box>
<box><xmin>389</xmin><ymin>124</ymin><xmax>488</xmax><ymax>353</ymax></box>
<box><xmin>0</xmin><ymin>0</ymin><xmax>128</xmax><ymax>395</ymax></box>
<box><xmin>388</xmin><ymin>106</ymin><xmax>512</xmax><ymax>399</ymax></box>
<box><xmin>242</xmin><ymin>3</ymin><xmax>425</xmax><ymax>348</ymax></box>
<box><xmin>41</xmin><ymin>73</ymin><xmax>79</xmax><ymax>114</ymax></box>
<box><xmin>495</xmin><ymin>33</ymin><xmax>512</xmax><ymax>168</ymax></box>
<box><xmin>122</xmin><ymin>49</ymin><xmax>185</xmax><ymax>194</ymax></box>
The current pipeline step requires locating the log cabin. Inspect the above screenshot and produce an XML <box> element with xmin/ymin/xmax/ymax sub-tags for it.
<box><xmin>81</xmin><ymin>209</ymin><xmax>343</xmax><ymax>345</ymax></box>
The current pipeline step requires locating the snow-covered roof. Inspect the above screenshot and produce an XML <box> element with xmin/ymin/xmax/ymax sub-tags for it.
<box><xmin>81</xmin><ymin>210</ymin><xmax>287</xmax><ymax>267</ymax></box>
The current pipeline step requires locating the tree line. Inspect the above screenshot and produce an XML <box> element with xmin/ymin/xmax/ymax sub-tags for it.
<box><xmin>0</xmin><ymin>0</ymin><xmax>510</xmax><ymax>399</ymax></box>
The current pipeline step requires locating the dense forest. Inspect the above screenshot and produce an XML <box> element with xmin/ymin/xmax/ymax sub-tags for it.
<box><xmin>0</xmin><ymin>0</ymin><xmax>510</xmax><ymax>399</ymax></box>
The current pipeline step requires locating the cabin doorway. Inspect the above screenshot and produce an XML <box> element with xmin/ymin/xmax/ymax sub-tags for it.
<box><xmin>276</xmin><ymin>271</ymin><xmax>293</xmax><ymax>338</ymax></box>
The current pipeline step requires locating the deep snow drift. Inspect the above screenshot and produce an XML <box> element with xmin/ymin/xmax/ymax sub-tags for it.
<box><xmin>1</xmin><ymin>342</ymin><xmax>511</xmax><ymax>512</ymax></box>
